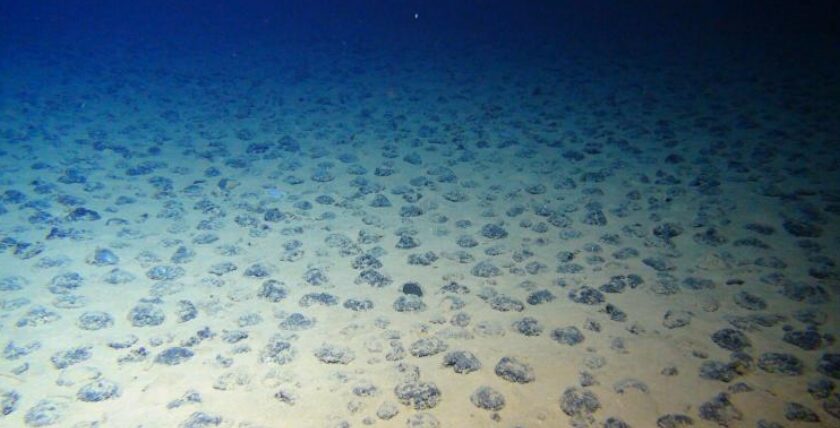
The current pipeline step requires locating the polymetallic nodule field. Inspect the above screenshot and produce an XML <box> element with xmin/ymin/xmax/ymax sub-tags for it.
<box><xmin>1</xmin><ymin>2</ymin><xmax>839</xmax><ymax>427</ymax></box>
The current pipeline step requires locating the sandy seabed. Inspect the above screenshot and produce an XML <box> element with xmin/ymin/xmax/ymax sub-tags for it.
<box><xmin>1</xmin><ymin>39</ymin><xmax>839</xmax><ymax>427</ymax></box>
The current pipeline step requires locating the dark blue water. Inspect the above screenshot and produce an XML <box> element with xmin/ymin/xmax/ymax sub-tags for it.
<box><xmin>1</xmin><ymin>1</ymin><xmax>839</xmax><ymax>427</ymax></box>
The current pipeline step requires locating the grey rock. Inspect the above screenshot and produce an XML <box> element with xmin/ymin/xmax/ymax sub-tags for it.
<box><xmin>604</xmin><ymin>303</ymin><xmax>628</xmax><ymax>322</ymax></box>
<box><xmin>405</xmin><ymin>412</ymin><xmax>440</xmax><ymax>428</ymax></box>
<box><xmin>783</xmin><ymin>330</ymin><xmax>822</xmax><ymax>350</ymax></box>
<box><xmin>299</xmin><ymin>292</ymin><xmax>338</xmax><ymax>307</ymax></box>
<box><xmin>682</xmin><ymin>277</ymin><xmax>715</xmax><ymax>290</ymax></box>
<box><xmin>77</xmin><ymin>379</ymin><xmax>120</xmax><ymax>402</ymax></box>
<box><xmin>303</xmin><ymin>267</ymin><xmax>328</xmax><ymax>286</ymax></box>
<box><xmin>176</xmin><ymin>300</ymin><xmax>198</xmax><ymax>323</ymax></box>
<box><xmin>758</xmin><ymin>352</ymin><xmax>803</xmax><ymax>375</ymax></box>
<box><xmin>237</xmin><ymin>313</ymin><xmax>262</xmax><ymax>327</ymax></box>
<box><xmin>818</xmin><ymin>353</ymin><xmax>840</xmax><ymax>379</ymax></box>
<box><xmin>442</xmin><ymin>350</ymin><xmax>481</xmax><ymax>374</ymax></box>
<box><xmin>155</xmin><ymin>347</ymin><xmax>194</xmax><ymax>365</ymax></box>
<box><xmin>88</xmin><ymin>248</ymin><xmax>119</xmax><ymax>266</ymax></box>
<box><xmin>343</xmin><ymin>298</ymin><xmax>374</xmax><ymax>311</ymax></box>
<box><xmin>386</xmin><ymin>341</ymin><xmax>406</xmax><ymax>362</ymax></box>
<box><xmin>604</xmin><ymin>417</ymin><xmax>631</xmax><ymax>428</ymax></box>
<box><xmin>480</xmin><ymin>224</ymin><xmax>508</xmax><ymax>239</ymax></box>
<box><xmin>399</xmin><ymin>205</ymin><xmax>424</xmax><ymax>218</ymax></box>
<box><xmin>512</xmin><ymin>317</ymin><xmax>543</xmax><ymax>336</ymax></box>
<box><xmin>351</xmin><ymin>254</ymin><xmax>382</xmax><ymax>270</ymax></box>
<box><xmin>393</xmin><ymin>380</ymin><xmax>441</xmax><ymax>410</ymax></box>
<box><xmin>807</xmin><ymin>378</ymin><xmax>834</xmax><ymax>399</ymax></box>
<box><xmin>48</xmin><ymin>272</ymin><xmax>84</xmax><ymax>295</ymax></box>
<box><xmin>352</xmin><ymin>382</ymin><xmax>378</xmax><ymax>397</ymax></box>
<box><xmin>699</xmin><ymin>360</ymin><xmax>739</xmax><ymax>383</ymax></box>
<box><xmin>16</xmin><ymin>306</ymin><xmax>61</xmax><ymax>327</ymax></box>
<box><xmin>53</xmin><ymin>294</ymin><xmax>88</xmax><ymax>309</ymax></box>
<box><xmin>663</xmin><ymin>310</ymin><xmax>692</xmax><ymax>329</ymax></box>
<box><xmin>733</xmin><ymin>291</ymin><xmax>767</xmax><ymax>311</ymax></box>
<box><xmin>376</xmin><ymin>401</ymin><xmax>400</xmax><ymax>420</ymax></box>
<box><xmin>824</xmin><ymin>394</ymin><xmax>840</xmax><ymax>419</ymax></box>
<box><xmin>279</xmin><ymin>313</ymin><xmax>315</xmax><ymax>330</ymax></box>
<box><xmin>273</xmin><ymin>389</ymin><xmax>296</xmax><ymax>405</ymax></box>
<box><xmin>526</xmin><ymin>289</ymin><xmax>556</xmax><ymax>305</ymax></box>
<box><xmin>568</xmin><ymin>286</ymin><xmax>605</xmax><ymax>305</ymax></box>
<box><xmin>51</xmin><ymin>347</ymin><xmax>92</xmax><ymax>369</ymax></box>
<box><xmin>243</xmin><ymin>263</ymin><xmax>271</xmax><ymax>278</ymax></box>
<box><xmin>495</xmin><ymin>356</ymin><xmax>535</xmax><ymax>383</ymax></box>
<box><xmin>24</xmin><ymin>399</ymin><xmax>66</xmax><ymax>427</ymax></box>
<box><xmin>166</xmin><ymin>390</ymin><xmax>202</xmax><ymax>409</ymax></box>
<box><xmin>401</xmin><ymin>282</ymin><xmax>423</xmax><ymax>297</ymax></box>
<box><xmin>77</xmin><ymin>312</ymin><xmax>114</xmax><ymax>330</ymax></box>
<box><xmin>370</xmin><ymin>194</ymin><xmax>391</xmax><ymax>207</ymax></box>
<box><xmin>559</xmin><ymin>387</ymin><xmax>600</xmax><ymax>417</ymax></box>
<box><xmin>456</xmin><ymin>235</ymin><xmax>479</xmax><ymax>248</ymax></box>
<box><xmin>395</xmin><ymin>235</ymin><xmax>420</xmax><ymax>249</ymax></box>
<box><xmin>471</xmin><ymin>261</ymin><xmax>501</xmax><ymax>278</ymax></box>
<box><xmin>221</xmin><ymin>330</ymin><xmax>248</xmax><ymax>344</ymax></box>
<box><xmin>488</xmin><ymin>295</ymin><xmax>524</xmax><ymax>312</ymax></box>
<box><xmin>783</xmin><ymin>219</ymin><xmax>822</xmax><ymax>238</ymax></box>
<box><xmin>693</xmin><ymin>228</ymin><xmax>728</xmax><ymax>246</ymax></box>
<box><xmin>393</xmin><ymin>295</ymin><xmax>426</xmax><ymax>312</ymax></box>
<box><xmin>613</xmin><ymin>378</ymin><xmax>649</xmax><ymax>394</ymax></box>
<box><xmin>656</xmin><ymin>414</ymin><xmax>694</xmax><ymax>428</ymax></box>
<box><xmin>146</xmin><ymin>264</ymin><xmax>184</xmax><ymax>281</ymax></box>
<box><xmin>128</xmin><ymin>302</ymin><xmax>165</xmax><ymax>327</ymax></box>
<box><xmin>107</xmin><ymin>335</ymin><xmax>138</xmax><ymax>349</ymax></box>
<box><xmin>1</xmin><ymin>389</ymin><xmax>20</xmax><ymax>416</ymax></box>
<box><xmin>179</xmin><ymin>412</ymin><xmax>222</xmax><ymax>428</ymax></box>
<box><xmin>711</xmin><ymin>328</ymin><xmax>751</xmax><ymax>352</ymax></box>
<box><xmin>261</xmin><ymin>335</ymin><xmax>296</xmax><ymax>365</ymax></box>
<box><xmin>727</xmin><ymin>382</ymin><xmax>753</xmax><ymax>394</ymax></box>
<box><xmin>551</xmin><ymin>326</ymin><xmax>585</xmax><ymax>346</ymax></box>
<box><xmin>653</xmin><ymin>223</ymin><xmax>684</xmax><ymax>239</ymax></box>
<box><xmin>779</xmin><ymin>281</ymin><xmax>829</xmax><ymax>304</ymax></box>
<box><xmin>208</xmin><ymin>262</ymin><xmax>237</xmax><ymax>276</ymax></box>
<box><xmin>744</xmin><ymin>223</ymin><xmax>775</xmax><ymax>235</ymax></box>
<box><xmin>784</xmin><ymin>402</ymin><xmax>820</xmax><ymax>422</ymax></box>
<box><xmin>313</xmin><ymin>344</ymin><xmax>355</xmax><ymax>364</ymax></box>
<box><xmin>698</xmin><ymin>393</ymin><xmax>742</xmax><ymax>426</ymax></box>
<box><xmin>643</xmin><ymin>257</ymin><xmax>676</xmax><ymax>272</ymax></box>
<box><xmin>470</xmin><ymin>386</ymin><xmax>505</xmax><ymax>411</ymax></box>
<box><xmin>170</xmin><ymin>246</ymin><xmax>195</xmax><ymax>264</ymax></box>
<box><xmin>103</xmin><ymin>268</ymin><xmax>135</xmax><ymax>284</ymax></box>
<box><xmin>356</xmin><ymin>269</ymin><xmax>393</xmax><ymax>287</ymax></box>
<box><xmin>258</xmin><ymin>279</ymin><xmax>288</xmax><ymax>302</ymax></box>
<box><xmin>409</xmin><ymin>337</ymin><xmax>448</xmax><ymax>357</ymax></box>
<box><xmin>0</xmin><ymin>275</ymin><xmax>27</xmax><ymax>291</ymax></box>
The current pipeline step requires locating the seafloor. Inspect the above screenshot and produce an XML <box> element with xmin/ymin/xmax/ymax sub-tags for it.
<box><xmin>1</xmin><ymin>38</ymin><xmax>839</xmax><ymax>427</ymax></box>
